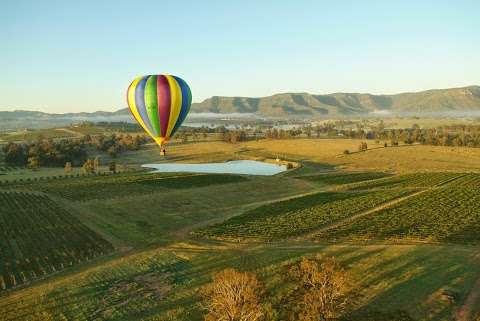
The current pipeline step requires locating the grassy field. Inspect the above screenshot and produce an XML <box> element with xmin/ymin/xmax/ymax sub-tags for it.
<box><xmin>0</xmin><ymin>171</ymin><xmax>312</xmax><ymax>247</ymax></box>
<box><xmin>0</xmin><ymin>128</ymin><xmax>78</xmax><ymax>142</ymax></box>
<box><xmin>71</xmin><ymin>175</ymin><xmax>314</xmax><ymax>246</ymax></box>
<box><xmin>0</xmin><ymin>243</ymin><xmax>478</xmax><ymax>321</ymax></box>
<box><xmin>239</xmin><ymin>139</ymin><xmax>480</xmax><ymax>173</ymax></box>
<box><xmin>116</xmin><ymin>141</ymin><xmax>240</xmax><ymax>164</ymax></box>
<box><xmin>1</xmin><ymin>138</ymin><xmax>480</xmax><ymax>320</ymax></box>
<box><xmin>119</xmin><ymin>139</ymin><xmax>480</xmax><ymax>173</ymax></box>
<box><xmin>5</xmin><ymin>137</ymin><xmax>479</xmax><ymax>175</ymax></box>
<box><xmin>2</xmin><ymin>172</ymin><xmax>248</xmax><ymax>201</ymax></box>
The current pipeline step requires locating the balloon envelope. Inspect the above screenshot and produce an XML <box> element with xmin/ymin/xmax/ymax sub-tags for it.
<box><xmin>127</xmin><ymin>75</ymin><xmax>192</xmax><ymax>146</ymax></box>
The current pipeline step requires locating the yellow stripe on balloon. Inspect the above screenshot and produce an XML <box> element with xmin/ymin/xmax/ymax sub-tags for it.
<box><xmin>165</xmin><ymin>75</ymin><xmax>183</xmax><ymax>138</ymax></box>
<box><xmin>127</xmin><ymin>76</ymin><xmax>153</xmax><ymax>137</ymax></box>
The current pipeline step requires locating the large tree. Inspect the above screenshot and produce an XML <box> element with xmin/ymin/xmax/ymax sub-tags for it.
<box><xmin>201</xmin><ymin>268</ymin><xmax>264</xmax><ymax>321</ymax></box>
<box><xmin>288</xmin><ymin>256</ymin><xmax>351</xmax><ymax>321</ymax></box>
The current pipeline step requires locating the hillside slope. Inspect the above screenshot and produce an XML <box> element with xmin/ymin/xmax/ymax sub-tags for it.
<box><xmin>190</xmin><ymin>86</ymin><xmax>480</xmax><ymax>116</ymax></box>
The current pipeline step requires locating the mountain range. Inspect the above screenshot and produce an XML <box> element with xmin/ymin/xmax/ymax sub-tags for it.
<box><xmin>1</xmin><ymin>86</ymin><xmax>479</xmax><ymax>129</ymax></box>
<box><xmin>190</xmin><ymin>85</ymin><xmax>480</xmax><ymax>116</ymax></box>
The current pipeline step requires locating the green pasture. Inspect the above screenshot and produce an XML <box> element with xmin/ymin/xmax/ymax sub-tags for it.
<box><xmin>0</xmin><ymin>157</ymin><xmax>479</xmax><ymax>320</ymax></box>
<box><xmin>0</xmin><ymin>243</ymin><xmax>477</xmax><ymax>321</ymax></box>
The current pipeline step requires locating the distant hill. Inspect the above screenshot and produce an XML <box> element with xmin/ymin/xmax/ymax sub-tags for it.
<box><xmin>190</xmin><ymin>86</ymin><xmax>480</xmax><ymax>116</ymax></box>
<box><xmin>1</xmin><ymin>86</ymin><xmax>479</xmax><ymax>130</ymax></box>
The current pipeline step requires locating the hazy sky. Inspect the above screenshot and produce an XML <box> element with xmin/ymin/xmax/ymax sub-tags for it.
<box><xmin>1</xmin><ymin>0</ymin><xmax>479</xmax><ymax>113</ymax></box>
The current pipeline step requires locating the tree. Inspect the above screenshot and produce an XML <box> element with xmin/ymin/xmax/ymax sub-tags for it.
<box><xmin>180</xmin><ymin>133</ymin><xmax>189</xmax><ymax>143</ymax></box>
<box><xmin>304</xmin><ymin>126</ymin><xmax>312</xmax><ymax>138</ymax></box>
<box><xmin>27</xmin><ymin>156</ymin><xmax>39</xmax><ymax>169</ymax></box>
<box><xmin>3</xmin><ymin>143</ymin><xmax>27</xmax><ymax>166</ymax></box>
<box><xmin>201</xmin><ymin>268</ymin><xmax>264</xmax><ymax>321</ymax></box>
<box><xmin>358</xmin><ymin>142</ymin><xmax>368</xmax><ymax>152</ymax></box>
<box><xmin>82</xmin><ymin>159</ymin><xmax>95</xmax><ymax>174</ymax></box>
<box><xmin>109</xmin><ymin>161</ymin><xmax>117</xmax><ymax>173</ymax></box>
<box><xmin>107</xmin><ymin>146</ymin><xmax>117</xmax><ymax>158</ymax></box>
<box><xmin>64</xmin><ymin>162</ymin><xmax>72</xmax><ymax>173</ymax></box>
<box><xmin>287</xmin><ymin>256</ymin><xmax>350</xmax><ymax>321</ymax></box>
<box><xmin>93</xmin><ymin>156</ymin><xmax>100</xmax><ymax>173</ymax></box>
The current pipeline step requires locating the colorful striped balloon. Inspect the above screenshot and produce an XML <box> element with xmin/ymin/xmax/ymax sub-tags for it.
<box><xmin>127</xmin><ymin>75</ymin><xmax>192</xmax><ymax>147</ymax></box>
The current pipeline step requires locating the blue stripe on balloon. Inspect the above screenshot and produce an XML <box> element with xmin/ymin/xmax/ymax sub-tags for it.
<box><xmin>171</xmin><ymin>76</ymin><xmax>191</xmax><ymax>135</ymax></box>
<box><xmin>135</xmin><ymin>76</ymin><xmax>153</xmax><ymax>133</ymax></box>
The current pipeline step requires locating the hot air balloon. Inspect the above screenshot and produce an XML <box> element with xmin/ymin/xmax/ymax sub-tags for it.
<box><xmin>127</xmin><ymin>75</ymin><xmax>192</xmax><ymax>155</ymax></box>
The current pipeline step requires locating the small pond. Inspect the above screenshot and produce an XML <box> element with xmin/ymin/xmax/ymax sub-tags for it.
<box><xmin>142</xmin><ymin>160</ymin><xmax>287</xmax><ymax>176</ymax></box>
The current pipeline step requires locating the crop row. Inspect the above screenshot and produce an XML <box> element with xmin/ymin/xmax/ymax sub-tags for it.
<box><xmin>314</xmin><ymin>179</ymin><xmax>480</xmax><ymax>243</ymax></box>
<box><xmin>1</xmin><ymin>172</ymin><xmax>248</xmax><ymax>201</ymax></box>
<box><xmin>344</xmin><ymin>172</ymin><xmax>464</xmax><ymax>191</ymax></box>
<box><xmin>196</xmin><ymin>189</ymin><xmax>413</xmax><ymax>241</ymax></box>
<box><xmin>0</xmin><ymin>191</ymin><xmax>113</xmax><ymax>291</ymax></box>
<box><xmin>444</xmin><ymin>173</ymin><xmax>480</xmax><ymax>188</ymax></box>
<box><xmin>299</xmin><ymin>171</ymin><xmax>392</xmax><ymax>186</ymax></box>
<box><xmin>0</xmin><ymin>167</ymin><xmax>20</xmax><ymax>172</ymax></box>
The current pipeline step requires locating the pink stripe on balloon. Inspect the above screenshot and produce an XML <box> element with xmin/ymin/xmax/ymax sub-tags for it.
<box><xmin>157</xmin><ymin>75</ymin><xmax>171</xmax><ymax>137</ymax></box>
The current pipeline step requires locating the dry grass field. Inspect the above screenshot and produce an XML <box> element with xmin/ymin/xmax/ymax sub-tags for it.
<box><xmin>1</xmin><ymin>137</ymin><xmax>480</xmax><ymax>320</ymax></box>
<box><xmin>239</xmin><ymin>139</ymin><xmax>480</xmax><ymax>173</ymax></box>
<box><xmin>118</xmin><ymin>138</ymin><xmax>480</xmax><ymax>173</ymax></box>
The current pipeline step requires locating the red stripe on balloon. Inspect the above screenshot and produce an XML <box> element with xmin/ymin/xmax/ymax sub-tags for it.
<box><xmin>157</xmin><ymin>75</ymin><xmax>171</xmax><ymax>137</ymax></box>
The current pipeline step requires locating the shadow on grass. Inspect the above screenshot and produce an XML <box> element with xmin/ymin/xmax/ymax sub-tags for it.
<box><xmin>12</xmin><ymin>244</ymin><xmax>478</xmax><ymax>321</ymax></box>
<box><xmin>349</xmin><ymin>246</ymin><xmax>479</xmax><ymax>321</ymax></box>
<box><xmin>284</xmin><ymin>160</ymin><xmax>336</xmax><ymax>177</ymax></box>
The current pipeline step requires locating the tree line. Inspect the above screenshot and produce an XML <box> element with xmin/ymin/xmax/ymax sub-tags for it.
<box><xmin>176</xmin><ymin>122</ymin><xmax>480</xmax><ymax>147</ymax></box>
<box><xmin>265</xmin><ymin>122</ymin><xmax>480</xmax><ymax>148</ymax></box>
<box><xmin>342</xmin><ymin>123</ymin><xmax>480</xmax><ymax>147</ymax></box>
<box><xmin>3</xmin><ymin>139</ymin><xmax>88</xmax><ymax>168</ymax></box>
<box><xmin>2</xmin><ymin>133</ymin><xmax>148</xmax><ymax>167</ymax></box>
<box><xmin>85</xmin><ymin>133</ymin><xmax>148</xmax><ymax>157</ymax></box>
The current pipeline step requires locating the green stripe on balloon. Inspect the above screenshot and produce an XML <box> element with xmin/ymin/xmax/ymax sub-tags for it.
<box><xmin>144</xmin><ymin>75</ymin><xmax>160</xmax><ymax>136</ymax></box>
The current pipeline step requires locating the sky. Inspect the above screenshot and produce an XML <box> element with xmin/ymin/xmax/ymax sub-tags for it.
<box><xmin>1</xmin><ymin>0</ymin><xmax>479</xmax><ymax>113</ymax></box>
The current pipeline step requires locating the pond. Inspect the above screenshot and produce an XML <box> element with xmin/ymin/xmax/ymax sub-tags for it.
<box><xmin>142</xmin><ymin>160</ymin><xmax>287</xmax><ymax>176</ymax></box>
